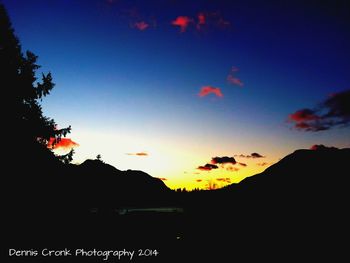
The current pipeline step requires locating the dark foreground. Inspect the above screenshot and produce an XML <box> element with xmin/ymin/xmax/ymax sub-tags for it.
<box><xmin>4</xmin><ymin>148</ymin><xmax>350</xmax><ymax>262</ymax></box>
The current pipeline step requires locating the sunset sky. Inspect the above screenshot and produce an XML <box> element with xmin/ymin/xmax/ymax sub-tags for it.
<box><xmin>4</xmin><ymin>0</ymin><xmax>350</xmax><ymax>190</ymax></box>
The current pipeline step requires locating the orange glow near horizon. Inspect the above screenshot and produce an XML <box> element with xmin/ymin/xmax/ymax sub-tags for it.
<box><xmin>67</xmin><ymin>128</ymin><xmax>278</xmax><ymax>191</ymax></box>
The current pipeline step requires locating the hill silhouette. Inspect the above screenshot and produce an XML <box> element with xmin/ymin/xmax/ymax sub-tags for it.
<box><xmin>179</xmin><ymin>146</ymin><xmax>350</xmax><ymax>260</ymax></box>
<box><xmin>63</xmin><ymin>159</ymin><xmax>172</xmax><ymax>210</ymax></box>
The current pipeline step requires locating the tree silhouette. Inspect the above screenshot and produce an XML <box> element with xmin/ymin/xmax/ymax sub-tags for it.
<box><xmin>58</xmin><ymin>149</ymin><xmax>75</xmax><ymax>164</ymax></box>
<box><xmin>0</xmin><ymin>4</ymin><xmax>71</xmax><ymax>157</ymax></box>
<box><xmin>96</xmin><ymin>154</ymin><xmax>103</xmax><ymax>162</ymax></box>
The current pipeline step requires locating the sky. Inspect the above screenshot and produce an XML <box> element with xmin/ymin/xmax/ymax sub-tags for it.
<box><xmin>3</xmin><ymin>0</ymin><xmax>350</xmax><ymax>190</ymax></box>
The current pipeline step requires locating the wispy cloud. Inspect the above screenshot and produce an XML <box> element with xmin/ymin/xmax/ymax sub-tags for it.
<box><xmin>235</xmin><ymin>152</ymin><xmax>265</xmax><ymax>158</ymax></box>
<box><xmin>126</xmin><ymin>152</ymin><xmax>149</xmax><ymax>156</ymax></box>
<box><xmin>133</xmin><ymin>21</ymin><xmax>149</xmax><ymax>31</ymax></box>
<box><xmin>226</xmin><ymin>166</ymin><xmax>239</xmax><ymax>172</ymax></box>
<box><xmin>227</xmin><ymin>66</ymin><xmax>244</xmax><ymax>87</ymax></box>
<box><xmin>196</xmin><ymin>12</ymin><xmax>206</xmax><ymax>30</ymax></box>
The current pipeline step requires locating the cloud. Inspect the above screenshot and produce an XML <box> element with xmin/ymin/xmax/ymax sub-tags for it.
<box><xmin>195</xmin><ymin>179</ymin><xmax>203</xmax><ymax>182</ymax></box>
<box><xmin>205</xmin><ymin>180</ymin><xmax>219</xmax><ymax>190</ymax></box>
<box><xmin>226</xmin><ymin>166</ymin><xmax>239</xmax><ymax>172</ymax></box>
<box><xmin>257</xmin><ymin>162</ymin><xmax>269</xmax><ymax>166</ymax></box>
<box><xmin>238</xmin><ymin>162</ymin><xmax>247</xmax><ymax>167</ymax></box>
<box><xmin>236</xmin><ymin>153</ymin><xmax>265</xmax><ymax>158</ymax></box>
<box><xmin>289</xmin><ymin>109</ymin><xmax>319</xmax><ymax>122</ymax></box>
<box><xmin>227</xmin><ymin>75</ymin><xmax>244</xmax><ymax>86</ymax></box>
<box><xmin>205</xmin><ymin>11</ymin><xmax>231</xmax><ymax>29</ymax></box>
<box><xmin>126</xmin><ymin>152</ymin><xmax>148</xmax><ymax>156</ymax></box>
<box><xmin>211</xmin><ymin>156</ymin><xmax>236</xmax><ymax>165</ymax></box>
<box><xmin>288</xmin><ymin>89</ymin><xmax>350</xmax><ymax>131</ymax></box>
<box><xmin>310</xmin><ymin>144</ymin><xmax>338</xmax><ymax>151</ymax></box>
<box><xmin>197</xmin><ymin>163</ymin><xmax>219</xmax><ymax>171</ymax></box>
<box><xmin>199</xmin><ymin>86</ymin><xmax>223</xmax><ymax>98</ymax></box>
<box><xmin>251</xmin><ymin>152</ymin><xmax>264</xmax><ymax>158</ymax></box>
<box><xmin>171</xmin><ymin>16</ymin><xmax>192</xmax><ymax>32</ymax></box>
<box><xmin>227</xmin><ymin>66</ymin><xmax>244</xmax><ymax>87</ymax></box>
<box><xmin>216</xmin><ymin>177</ymin><xmax>231</xmax><ymax>183</ymax></box>
<box><xmin>197</xmin><ymin>12</ymin><xmax>206</xmax><ymax>30</ymax></box>
<box><xmin>47</xmin><ymin>138</ymin><xmax>79</xmax><ymax>150</ymax></box>
<box><xmin>134</xmin><ymin>21</ymin><xmax>149</xmax><ymax>31</ymax></box>
<box><xmin>217</xmin><ymin>17</ymin><xmax>231</xmax><ymax>28</ymax></box>
<box><xmin>171</xmin><ymin>12</ymin><xmax>231</xmax><ymax>33</ymax></box>
<box><xmin>157</xmin><ymin>177</ymin><xmax>167</xmax><ymax>181</ymax></box>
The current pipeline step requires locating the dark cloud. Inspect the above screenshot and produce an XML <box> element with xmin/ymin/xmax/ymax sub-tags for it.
<box><xmin>235</xmin><ymin>153</ymin><xmax>265</xmax><ymax>158</ymax></box>
<box><xmin>257</xmin><ymin>162</ymin><xmax>269</xmax><ymax>166</ymax></box>
<box><xmin>211</xmin><ymin>156</ymin><xmax>236</xmax><ymax>165</ymax></box>
<box><xmin>197</xmin><ymin>163</ymin><xmax>219</xmax><ymax>171</ymax></box>
<box><xmin>288</xmin><ymin>89</ymin><xmax>350</xmax><ymax>131</ymax></box>
<box><xmin>238</xmin><ymin>162</ymin><xmax>247</xmax><ymax>167</ymax></box>
<box><xmin>216</xmin><ymin>177</ymin><xmax>231</xmax><ymax>183</ymax></box>
<box><xmin>251</xmin><ymin>152</ymin><xmax>264</xmax><ymax>158</ymax></box>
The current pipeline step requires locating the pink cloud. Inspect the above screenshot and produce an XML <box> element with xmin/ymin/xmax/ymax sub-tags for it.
<box><xmin>197</xmin><ymin>13</ymin><xmax>206</xmax><ymax>30</ymax></box>
<box><xmin>227</xmin><ymin>66</ymin><xmax>244</xmax><ymax>87</ymax></box>
<box><xmin>171</xmin><ymin>16</ymin><xmax>192</xmax><ymax>32</ymax></box>
<box><xmin>134</xmin><ymin>21</ymin><xmax>149</xmax><ymax>31</ymax></box>
<box><xmin>199</xmin><ymin>86</ymin><xmax>223</xmax><ymax>98</ymax></box>
<box><xmin>288</xmin><ymin>109</ymin><xmax>320</xmax><ymax>122</ymax></box>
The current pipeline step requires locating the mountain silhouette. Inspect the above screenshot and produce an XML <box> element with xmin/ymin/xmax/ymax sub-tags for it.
<box><xmin>61</xmin><ymin>159</ymin><xmax>172</xmax><ymax>211</ymax></box>
<box><xmin>179</xmin><ymin>147</ymin><xmax>350</xmax><ymax>261</ymax></box>
<box><xmin>224</xmin><ymin>147</ymin><xmax>349</xmax><ymax>210</ymax></box>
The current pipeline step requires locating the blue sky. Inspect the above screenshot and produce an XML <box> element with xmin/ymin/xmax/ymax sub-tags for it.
<box><xmin>3</xmin><ymin>0</ymin><xmax>350</xmax><ymax>189</ymax></box>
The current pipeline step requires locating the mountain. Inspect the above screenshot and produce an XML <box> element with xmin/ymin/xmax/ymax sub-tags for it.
<box><xmin>225</xmin><ymin>147</ymin><xmax>350</xmax><ymax>207</ymax></box>
<box><xmin>179</xmin><ymin>147</ymin><xmax>350</xmax><ymax>260</ymax></box>
<box><xmin>63</xmin><ymin>159</ymin><xmax>172</xmax><ymax>210</ymax></box>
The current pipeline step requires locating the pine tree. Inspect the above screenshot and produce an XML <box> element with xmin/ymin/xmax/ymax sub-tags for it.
<box><xmin>0</xmin><ymin>4</ymin><xmax>71</xmax><ymax>158</ymax></box>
